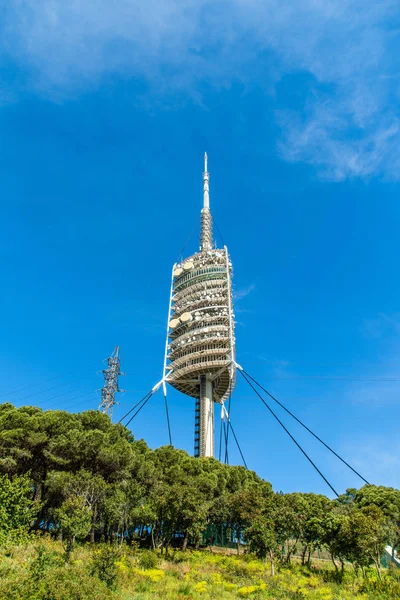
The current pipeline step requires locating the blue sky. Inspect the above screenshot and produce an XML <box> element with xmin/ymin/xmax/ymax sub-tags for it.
<box><xmin>1</xmin><ymin>1</ymin><xmax>400</xmax><ymax>497</ymax></box>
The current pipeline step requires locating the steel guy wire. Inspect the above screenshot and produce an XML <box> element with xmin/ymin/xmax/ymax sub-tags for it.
<box><xmin>240</xmin><ymin>367</ymin><xmax>369</xmax><ymax>485</ymax></box>
<box><xmin>239</xmin><ymin>369</ymin><xmax>339</xmax><ymax>497</ymax></box>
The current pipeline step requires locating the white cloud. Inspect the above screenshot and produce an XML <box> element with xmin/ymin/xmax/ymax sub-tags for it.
<box><xmin>234</xmin><ymin>284</ymin><xmax>255</xmax><ymax>300</ymax></box>
<box><xmin>1</xmin><ymin>0</ymin><xmax>237</xmax><ymax>93</ymax></box>
<box><xmin>277</xmin><ymin>106</ymin><xmax>400</xmax><ymax>181</ymax></box>
<box><xmin>363</xmin><ymin>313</ymin><xmax>400</xmax><ymax>340</ymax></box>
<box><xmin>345</xmin><ymin>379</ymin><xmax>400</xmax><ymax>408</ymax></box>
<box><xmin>2</xmin><ymin>0</ymin><xmax>400</xmax><ymax>179</ymax></box>
<box><xmin>339</xmin><ymin>436</ymin><xmax>400</xmax><ymax>489</ymax></box>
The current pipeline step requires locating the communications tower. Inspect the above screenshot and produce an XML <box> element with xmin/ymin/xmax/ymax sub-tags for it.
<box><xmin>164</xmin><ymin>154</ymin><xmax>236</xmax><ymax>457</ymax></box>
<box><xmin>99</xmin><ymin>346</ymin><xmax>124</xmax><ymax>417</ymax></box>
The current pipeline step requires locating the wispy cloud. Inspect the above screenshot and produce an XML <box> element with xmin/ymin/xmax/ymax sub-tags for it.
<box><xmin>234</xmin><ymin>284</ymin><xmax>255</xmax><ymax>301</ymax></box>
<box><xmin>345</xmin><ymin>379</ymin><xmax>400</xmax><ymax>408</ymax></box>
<box><xmin>339</xmin><ymin>436</ymin><xmax>400</xmax><ymax>489</ymax></box>
<box><xmin>362</xmin><ymin>312</ymin><xmax>400</xmax><ymax>339</ymax></box>
<box><xmin>256</xmin><ymin>355</ymin><xmax>290</xmax><ymax>369</ymax></box>
<box><xmin>336</xmin><ymin>313</ymin><xmax>400</xmax><ymax>408</ymax></box>
<box><xmin>2</xmin><ymin>1</ymin><xmax>400</xmax><ymax>179</ymax></box>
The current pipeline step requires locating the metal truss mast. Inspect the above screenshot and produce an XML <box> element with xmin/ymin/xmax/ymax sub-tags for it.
<box><xmin>99</xmin><ymin>346</ymin><xmax>124</xmax><ymax>417</ymax></box>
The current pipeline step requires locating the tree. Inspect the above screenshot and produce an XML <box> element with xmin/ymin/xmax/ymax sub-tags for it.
<box><xmin>338</xmin><ymin>484</ymin><xmax>400</xmax><ymax>567</ymax></box>
<box><xmin>149</xmin><ymin>447</ymin><xmax>215</xmax><ymax>553</ymax></box>
<box><xmin>47</xmin><ymin>469</ymin><xmax>107</xmax><ymax>543</ymax></box>
<box><xmin>344</xmin><ymin>505</ymin><xmax>395</xmax><ymax>580</ymax></box>
<box><xmin>55</xmin><ymin>496</ymin><xmax>92</xmax><ymax>561</ymax></box>
<box><xmin>320</xmin><ymin>508</ymin><xmax>350</xmax><ymax>579</ymax></box>
<box><xmin>271</xmin><ymin>493</ymin><xmax>307</xmax><ymax>564</ymax></box>
<box><xmin>245</xmin><ymin>515</ymin><xmax>280</xmax><ymax>575</ymax></box>
<box><xmin>297</xmin><ymin>494</ymin><xmax>333</xmax><ymax>565</ymax></box>
<box><xmin>352</xmin><ymin>485</ymin><xmax>400</xmax><ymax>523</ymax></box>
<box><xmin>226</xmin><ymin>486</ymin><xmax>266</xmax><ymax>554</ymax></box>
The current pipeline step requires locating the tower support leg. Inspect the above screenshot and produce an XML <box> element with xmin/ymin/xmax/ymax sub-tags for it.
<box><xmin>199</xmin><ymin>375</ymin><xmax>214</xmax><ymax>457</ymax></box>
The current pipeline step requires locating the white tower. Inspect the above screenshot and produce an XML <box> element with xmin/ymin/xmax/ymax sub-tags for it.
<box><xmin>164</xmin><ymin>155</ymin><xmax>236</xmax><ymax>457</ymax></box>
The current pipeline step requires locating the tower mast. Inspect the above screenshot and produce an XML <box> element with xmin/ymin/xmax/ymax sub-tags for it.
<box><xmin>200</xmin><ymin>152</ymin><xmax>212</xmax><ymax>252</ymax></box>
<box><xmin>99</xmin><ymin>346</ymin><xmax>124</xmax><ymax>417</ymax></box>
<box><xmin>165</xmin><ymin>154</ymin><xmax>236</xmax><ymax>458</ymax></box>
<box><xmin>198</xmin><ymin>152</ymin><xmax>214</xmax><ymax>456</ymax></box>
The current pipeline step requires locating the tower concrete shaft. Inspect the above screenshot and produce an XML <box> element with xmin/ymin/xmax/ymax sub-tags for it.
<box><xmin>165</xmin><ymin>154</ymin><xmax>236</xmax><ymax>459</ymax></box>
<box><xmin>199</xmin><ymin>375</ymin><xmax>214</xmax><ymax>456</ymax></box>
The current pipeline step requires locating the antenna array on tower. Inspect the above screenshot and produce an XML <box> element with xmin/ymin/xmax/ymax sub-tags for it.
<box><xmin>163</xmin><ymin>154</ymin><xmax>236</xmax><ymax>457</ymax></box>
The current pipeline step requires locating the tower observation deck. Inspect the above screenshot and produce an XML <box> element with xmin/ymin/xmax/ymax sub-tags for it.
<box><xmin>164</xmin><ymin>154</ymin><xmax>236</xmax><ymax>458</ymax></box>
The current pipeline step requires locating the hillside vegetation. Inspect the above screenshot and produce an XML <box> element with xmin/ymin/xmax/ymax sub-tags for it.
<box><xmin>1</xmin><ymin>402</ymin><xmax>400</xmax><ymax>599</ymax></box>
<box><xmin>2</xmin><ymin>538</ymin><xmax>400</xmax><ymax>600</ymax></box>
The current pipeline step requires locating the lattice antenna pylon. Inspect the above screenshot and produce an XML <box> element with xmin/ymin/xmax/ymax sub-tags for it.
<box><xmin>99</xmin><ymin>346</ymin><xmax>125</xmax><ymax>417</ymax></box>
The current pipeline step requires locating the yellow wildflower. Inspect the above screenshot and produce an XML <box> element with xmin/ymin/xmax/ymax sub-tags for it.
<box><xmin>138</xmin><ymin>568</ymin><xmax>165</xmax><ymax>582</ymax></box>
<box><xmin>314</xmin><ymin>586</ymin><xmax>333</xmax><ymax>600</ymax></box>
<box><xmin>193</xmin><ymin>580</ymin><xmax>208</xmax><ymax>593</ymax></box>
<box><xmin>237</xmin><ymin>585</ymin><xmax>259</xmax><ymax>597</ymax></box>
<box><xmin>308</xmin><ymin>575</ymin><xmax>319</xmax><ymax>588</ymax></box>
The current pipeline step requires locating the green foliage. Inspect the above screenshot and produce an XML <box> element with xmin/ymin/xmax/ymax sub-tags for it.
<box><xmin>0</xmin><ymin>537</ymin><xmax>400</xmax><ymax>599</ymax></box>
<box><xmin>246</xmin><ymin>515</ymin><xmax>279</xmax><ymax>562</ymax></box>
<box><xmin>0</xmin><ymin>473</ymin><xmax>35</xmax><ymax>544</ymax></box>
<box><xmin>176</xmin><ymin>581</ymin><xmax>192</xmax><ymax>595</ymax></box>
<box><xmin>1</xmin><ymin>402</ymin><xmax>400</xmax><ymax>598</ymax></box>
<box><xmin>341</xmin><ymin>485</ymin><xmax>400</xmax><ymax>522</ymax></box>
<box><xmin>138</xmin><ymin>549</ymin><xmax>159</xmax><ymax>569</ymax></box>
<box><xmin>171</xmin><ymin>550</ymin><xmax>189</xmax><ymax>563</ymax></box>
<box><xmin>359</xmin><ymin>567</ymin><xmax>400</xmax><ymax>598</ymax></box>
<box><xmin>0</xmin><ymin>540</ymin><xmax>113</xmax><ymax>600</ymax></box>
<box><xmin>29</xmin><ymin>543</ymin><xmax>60</xmax><ymax>581</ymax></box>
<box><xmin>55</xmin><ymin>496</ymin><xmax>92</xmax><ymax>559</ymax></box>
<box><xmin>90</xmin><ymin>543</ymin><xmax>122</xmax><ymax>588</ymax></box>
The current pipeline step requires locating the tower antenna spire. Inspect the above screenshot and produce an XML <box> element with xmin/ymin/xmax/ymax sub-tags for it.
<box><xmin>200</xmin><ymin>152</ymin><xmax>212</xmax><ymax>250</ymax></box>
<box><xmin>203</xmin><ymin>152</ymin><xmax>209</xmax><ymax>208</ymax></box>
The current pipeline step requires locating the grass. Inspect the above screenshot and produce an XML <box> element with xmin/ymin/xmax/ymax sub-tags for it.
<box><xmin>0</xmin><ymin>536</ymin><xmax>399</xmax><ymax>599</ymax></box>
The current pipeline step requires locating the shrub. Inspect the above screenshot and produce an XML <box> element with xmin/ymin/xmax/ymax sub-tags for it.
<box><xmin>237</xmin><ymin>585</ymin><xmax>259</xmax><ymax>597</ymax></box>
<box><xmin>41</xmin><ymin>564</ymin><xmax>114</xmax><ymax>600</ymax></box>
<box><xmin>0</xmin><ymin>474</ymin><xmax>36</xmax><ymax>545</ymax></box>
<box><xmin>171</xmin><ymin>550</ymin><xmax>189</xmax><ymax>563</ymax></box>
<box><xmin>359</xmin><ymin>572</ymin><xmax>400</xmax><ymax>597</ymax></box>
<box><xmin>90</xmin><ymin>543</ymin><xmax>122</xmax><ymax>589</ymax></box>
<box><xmin>177</xmin><ymin>582</ymin><xmax>194</xmax><ymax>595</ymax></box>
<box><xmin>138</xmin><ymin>549</ymin><xmax>158</xmax><ymax>569</ymax></box>
<box><xmin>0</xmin><ymin>560</ymin><xmax>113</xmax><ymax>600</ymax></box>
<box><xmin>30</xmin><ymin>544</ymin><xmax>60</xmax><ymax>582</ymax></box>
